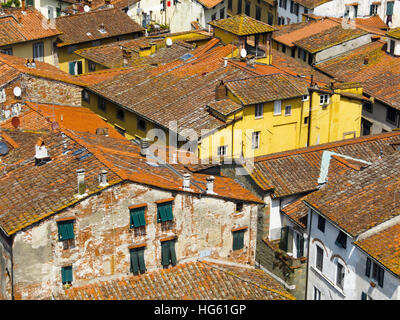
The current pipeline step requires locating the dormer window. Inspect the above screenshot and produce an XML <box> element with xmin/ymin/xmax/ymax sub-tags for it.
<box><xmin>320</xmin><ymin>94</ymin><xmax>329</xmax><ymax>105</ymax></box>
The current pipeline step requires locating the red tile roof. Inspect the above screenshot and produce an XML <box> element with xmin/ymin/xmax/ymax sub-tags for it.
<box><xmin>293</xmin><ymin>0</ymin><xmax>331</xmax><ymax>9</ymax></box>
<box><xmin>0</xmin><ymin>7</ymin><xmax>61</xmax><ymax>47</ymax></box>
<box><xmin>58</xmin><ymin>260</ymin><xmax>295</xmax><ymax>300</ymax></box>
<box><xmin>197</xmin><ymin>0</ymin><xmax>224</xmax><ymax>8</ymax></box>
<box><xmin>56</xmin><ymin>8</ymin><xmax>144</xmax><ymax>47</ymax></box>
<box><xmin>304</xmin><ymin>151</ymin><xmax>400</xmax><ymax>237</ymax></box>
<box><xmin>245</xmin><ymin>131</ymin><xmax>400</xmax><ymax>198</ymax></box>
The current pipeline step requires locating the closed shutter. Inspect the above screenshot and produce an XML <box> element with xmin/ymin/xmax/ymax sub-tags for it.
<box><xmin>378</xmin><ymin>267</ymin><xmax>384</xmax><ymax>287</ymax></box>
<box><xmin>279</xmin><ymin>226</ymin><xmax>289</xmax><ymax>252</ymax></box>
<box><xmin>361</xmin><ymin>292</ymin><xmax>367</xmax><ymax>300</ymax></box>
<box><xmin>61</xmin><ymin>266</ymin><xmax>73</xmax><ymax>284</ymax></box>
<box><xmin>387</xmin><ymin>1</ymin><xmax>394</xmax><ymax>15</ymax></box>
<box><xmin>69</xmin><ymin>62</ymin><xmax>75</xmax><ymax>75</ymax></box>
<box><xmin>369</xmin><ymin>5</ymin><xmax>373</xmax><ymax>15</ymax></box>
<box><xmin>77</xmin><ymin>61</ymin><xmax>83</xmax><ymax>75</ymax></box>
<box><xmin>157</xmin><ymin>202</ymin><xmax>173</xmax><ymax>222</ymax></box>
<box><xmin>57</xmin><ymin>221</ymin><xmax>74</xmax><ymax>241</ymax></box>
<box><xmin>365</xmin><ymin>258</ymin><xmax>371</xmax><ymax>277</ymax></box>
<box><xmin>233</xmin><ymin>230</ymin><xmax>244</xmax><ymax>250</ymax></box>
<box><xmin>161</xmin><ymin>241</ymin><xmax>170</xmax><ymax>266</ymax></box>
<box><xmin>137</xmin><ymin>248</ymin><xmax>146</xmax><ymax>272</ymax></box>
<box><xmin>130</xmin><ymin>207</ymin><xmax>146</xmax><ymax>228</ymax></box>
<box><xmin>130</xmin><ymin>249</ymin><xmax>139</xmax><ymax>274</ymax></box>
<box><xmin>169</xmin><ymin>240</ymin><xmax>177</xmax><ymax>266</ymax></box>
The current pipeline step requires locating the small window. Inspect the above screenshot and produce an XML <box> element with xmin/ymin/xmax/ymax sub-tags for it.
<box><xmin>336</xmin><ymin>262</ymin><xmax>345</xmax><ymax>289</ymax></box>
<box><xmin>57</xmin><ymin>220</ymin><xmax>75</xmax><ymax>249</ymax></box>
<box><xmin>61</xmin><ymin>266</ymin><xmax>73</xmax><ymax>285</ymax></box>
<box><xmin>255</xmin><ymin>103</ymin><xmax>263</xmax><ymax>118</ymax></box>
<box><xmin>316</xmin><ymin>245</ymin><xmax>324</xmax><ymax>272</ymax></box>
<box><xmin>372</xmin><ymin>262</ymin><xmax>385</xmax><ymax>287</ymax></box>
<box><xmin>313</xmin><ymin>286</ymin><xmax>321</xmax><ymax>300</ymax></box>
<box><xmin>211</xmin><ymin>13</ymin><xmax>217</xmax><ymax>21</ymax></box>
<box><xmin>82</xmin><ymin>90</ymin><xmax>90</xmax><ymax>103</ymax></box>
<box><xmin>296</xmin><ymin>233</ymin><xmax>304</xmax><ymax>258</ymax></box>
<box><xmin>335</xmin><ymin>230</ymin><xmax>347</xmax><ymax>249</ymax></box>
<box><xmin>317</xmin><ymin>215</ymin><xmax>325</xmax><ymax>232</ymax></box>
<box><xmin>235</xmin><ymin>201</ymin><xmax>243</xmax><ymax>212</ymax></box>
<box><xmin>320</xmin><ymin>94</ymin><xmax>329</xmax><ymax>105</ymax></box>
<box><xmin>161</xmin><ymin>239</ymin><xmax>177</xmax><ymax>267</ymax></box>
<box><xmin>279</xmin><ymin>226</ymin><xmax>289</xmax><ymax>252</ymax></box>
<box><xmin>255</xmin><ymin>5</ymin><xmax>261</xmax><ymax>20</ymax></box>
<box><xmin>282</xmin><ymin>44</ymin><xmax>286</xmax><ymax>53</ymax></box>
<box><xmin>245</xmin><ymin>0</ymin><xmax>250</xmax><ymax>15</ymax></box>
<box><xmin>130</xmin><ymin>206</ymin><xmax>146</xmax><ymax>228</ymax></box>
<box><xmin>116</xmin><ymin>108</ymin><xmax>125</xmax><ymax>121</ymax></box>
<box><xmin>386</xmin><ymin>107</ymin><xmax>397</xmax><ymax>124</ymax></box>
<box><xmin>252</xmin><ymin>131</ymin><xmax>260</xmax><ymax>149</ymax></box>
<box><xmin>363</xmin><ymin>101</ymin><xmax>373</xmax><ymax>113</ymax></box>
<box><xmin>130</xmin><ymin>247</ymin><xmax>146</xmax><ymax>275</ymax></box>
<box><xmin>0</xmin><ymin>48</ymin><xmax>12</xmax><ymax>55</ymax></box>
<box><xmin>98</xmin><ymin>97</ymin><xmax>106</xmax><ymax>112</ymax></box>
<box><xmin>220</xmin><ymin>7</ymin><xmax>225</xmax><ymax>19</ymax></box>
<box><xmin>88</xmin><ymin>61</ymin><xmax>96</xmax><ymax>72</ymax></box>
<box><xmin>33</xmin><ymin>42</ymin><xmax>44</xmax><ymax>62</ymax></box>
<box><xmin>157</xmin><ymin>201</ymin><xmax>173</xmax><ymax>223</ymax></box>
<box><xmin>217</xmin><ymin>145</ymin><xmax>228</xmax><ymax>156</ymax></box>
<box><xmin>285</xmin><ymin>105</ymin><xmax>292</xmax><ymax>116</ymax></box>
<box><xmin>274</xmin><ymin>100</ymin><xmax>282</xmax><ymax>115</ymax></box>
<box><xmin>232</xmin><ymin>229</ymin><xmax>245</xmax><ymax>250</ymax></box>
<box><xmin>137</xmin><ymin>119</ymin><xmax>146</xmax><ymax>131</ymax></box>
<box><xmin>291</xmin><ymin>47</ymin><xmax>296</xmax><ymax>58</ymax></box>
<box><xmin>228</xmin><ymin>0</ymin><xmax>232</xmax><ymax>10</ymax></box>
<box><xmin>304</xmin><ymin>116</ymin><xmax>309</xmax><ymax>125</ymax></box>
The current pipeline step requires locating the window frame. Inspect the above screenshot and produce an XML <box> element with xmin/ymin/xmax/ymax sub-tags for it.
<box><xmin>232</xmin><ymin>229</ymin><xmax>245</xmax><ymax>251</ymax></box>
<box><xmin>255</xmin><ymin>103</ymin><xmax>263</xmax><ymax>118</ymax></box>
<box><xmin>161</xmin><ymin>239</ymin><xmax>177</xmax><ymax>267</ymax></box>
<box><xmin>157</xmin><ymin>201</ymin><xmax>174</xmax><ymax>223</ymax></box>
<box><xmin>98</xmin><ymin>96</ymin><xmax>106</xmax><ymax>112</ymax></box>
<box><xmin>217</xmin><ymin>145</ymin><xmax>228</xmax><ymax>156</ymax></box>
<box><xmin>82</xmin><ymin>89</ymin><xmax>90</xmax><ymax>103</ymax></box>
<box><xmin>336</xmin><ymin>261</ymin><xmax>345</xmax><ymax>289</ymax></box>
<box><xmin>33</xmin><ymin>42</ymin><xmax>44</xmax><ymax>62</ymax></box>
<box><xmin>386</xmin><ymin>106</ymin><xmax>397</xmax><ymax>124</ymax></box>
<box><xmin>130</xmin><ymin>246</ymin><xmax>146</xmax><ymax>274</ymax></box>
<box><xmin>315</xmin><ymin>245</ymin><xmax>324</xmax><ymax>272</ymax></box>
<box><xmin>274</xmin><ymin>100</ymin><xmax>282</xmax><ymax>115</ymax></box>
<box><xmin>116</xmin><ymin>108</ymin><xmax>125</xmax><ymax>121</ymax></box>
<box><xmin>284</xmin><ymin>105</ymin><xmax>292</xmax><ymax>116</ymax></box>
<box><xmin>313</xmin><ymin>286</ymin><xmax>321</xmax><ymax>300</ymax></box>
<box><xmin>335</xmin><ymin>230</ymin><xmax>347</xmax><ymax>249</ymax></box>
<box><xmin>251</xmin><ymin>131</ymin><xmax>260</xmax><ymax>149</ymax></box>
<box><xmin>320</xmin><ymin>94</ymin><xmax>330</xmax><ymax>105</ymax></box>
<box><xmin>317</xmin><ymin>215</ymin><xmax>325</xmax><ymax>232</ymax></box>
<box><xmin>61</xmin><ymin>265</ymin><xmax>73</xmax><ymax>285</ymax></box>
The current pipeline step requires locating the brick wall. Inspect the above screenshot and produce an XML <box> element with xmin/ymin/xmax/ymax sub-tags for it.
<box><xmin>12</xmin><ymin>181</ymin><xmax>258</xmax><ymax>299</ymax></box>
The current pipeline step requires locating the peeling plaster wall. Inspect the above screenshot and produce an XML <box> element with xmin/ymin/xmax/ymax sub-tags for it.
<box><xmin>12</xmin><ymin>181</ymin><xmax>258</xmax><ymax>299</ymax></box>
<box><xmin>0</xmin><ymin>232</ymin><xmax>12</xmax><ymax>300</ymax></box>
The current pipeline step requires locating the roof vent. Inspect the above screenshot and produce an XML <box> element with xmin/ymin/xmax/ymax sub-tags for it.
<box><xmin>140</xmin><ymin>138</ymin><xmax>150</xmax><ymax>157</ymax></box>
<box><xmin>98</xmin><ymin>169</ymin><xmax>108</xmax><ymax>187</ymax></box>
<box><xmin>99</xmin><ymin>23</ymin><xmax>107</xmax><ymax>34</ymax></box>
<box><xmin>182</xmin><ymin>173</ymin><xmax>191</xmax><ymax>190</ymax></box>
<box><xmin>206</xmin><ymin>175</ymin><xmax>215</xmax><ymax>194</ymax></box>
<box><xmin>363</xmin><ymin>56</ymin><xmax>369</xmax><ymax>65</ymax></box>
<box><xmin>77</xmin><ymin>169</ymin><xmax>86</xmax><ymax>196</ymax></box>
<box><xmin>35</xmin><ymin>138</ymin><xmax>51</xmax><ymax>166</ymax></box>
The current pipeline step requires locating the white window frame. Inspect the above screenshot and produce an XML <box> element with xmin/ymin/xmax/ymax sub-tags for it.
<box><xmin>320</xmin><ymin>94</ymin><xmax>329</xmax><ymax>105</ymax></box>
<box><xmin>217</xmin><ymin>145</ymin><xmax>228</xmax><ymax>156</ymax></box>
<box><xmin>252</xmin><ymin>131</ymin><xmax>260</xmax><ymax>149</ymax></box>
<box><xmin>336</xmin><ymin>261</ymin><xmax>345</xmax><ymax>289</ymax></box>
<box><xmin>285</xmin><ymin>105</ymin><xmax>292</xmax><ymax>116</ymax></box>
<box><xmin>315</xmin><ymin>244</ymin><xmax>324</xmax><ymax>272</ymax></box>
<box><xmin>301</xmin><ymin>95</ymin><xmax>309</xmax><ymax>101</ymax></box>
<box><xmin>33</xmin><ymin>42</ymin><xmax>44</xmax><ymax>62</ymax></box>
<box><xmin>255</xmin><ymin>103</ymin><xmax>263</xmax><ymax>118</ymax></box>
<box><xmin>274</xmin><ymin>100</ymin><xmax>282</xmax><ymax>115</ymax></box>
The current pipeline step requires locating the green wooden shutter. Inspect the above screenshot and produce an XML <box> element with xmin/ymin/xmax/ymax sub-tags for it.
<box><xmin>387</xmin><ymin>1</ymin><xmax>394</xmax><ymax>15</ymax></box>
<box><xmin>161</xmin><ymin>241</ymin><xmax>170</xmax><ymax>266</ymax></box>
<box><xmin>58</xmin><ymin>221</ymin><xmax>74</xmax><ymax>241</ymax></box>
<box><xmin>169</xmin><ymin>240</ymin><xmax>177</xmax><ymax>266</ymax></box>
<box><xmin>361</xmin><ymin>292</ymin><xmax>367</xmax><ymax>300</ymax></box>
<box><xmin>232</xmin><ymin>230</ymin><xmax>244</xmax><ymax>250</ymax></box>
<box><xmin>157</xmin><ymin>202</ymin><xmax>173</xmax><ymax>222</ymax></box>
<box><xmin>279</xmin><ymin>226</ymin><xmax>289</xmax><ymax>252</ymax></box>
<box><xmin>68</xmin><ymin>61</ymin><xmax>75</xmax><ymax>75</ymax></box>
<box><xmin>130</xmin><ymin>207</ymin><xmax>146</xmax><ymax>228</ymax></box>
<box><xmin>61</xmin><ymin>266</ymin><xmax>72</xmax><ymax>284</ymax></box>
<box><xmin>130</xmin><ymin>249</ymin><xmax>139</xmax><ymax>274</ymax></box>
<box><xmin>137</xmin><ymin>248</ymin><xmax>146</xmax><ymax>272</ymax></box>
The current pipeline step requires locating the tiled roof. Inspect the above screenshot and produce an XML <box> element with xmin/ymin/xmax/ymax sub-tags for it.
<box><xmin>56</xmin><ymin>8</ymin><xmax>144</xmax><ymax>47</ymax></box>
<box><xmin>387</xmin><ymin>27</ymin><xmax>400</xmax><ymax>40</ymax></box>
<box><xmin>224</xmin><ymin>73</ymin><xmax>308</xmax><ymax>105</ymax></box>
<box><xmin>207</xmin><ymin>98</ymin><xmax>242</xmax><ymax>116</ymax></box>
<box><xmin>197</xmin><ymin>0</ymin><xmax>224</xmax><ymax>9</ymax></box>
<box><xmin>0</xmin><ymin>7</ymin><xmax>61</xmax><ymax>47</ymax></box>
<box><xmin>293</xmin><ymin>24</ymin><xmax>368</xmax><ymax>53</ymax></box>
<box><xmin>73</xmin><ymin>67</ymin><xmax>137</xmax><ymax>85</ymax></box>
<box><xmin>58</xmin><ymin>260</ymin><xmax>295</xmax><ymax>300</ymax></box>
<box><xmin>304</xmin><ymin>151</ymin><xmax>400</xmax><ymax>237</ymax></box>
<box><xmin>354</xmin><ymin>223</ymin><xmax>400</xmax><ymax>277</ymax></box>
<box><xmin>87</xmin><ymin>40</ymin><xmax>256</xmax><ymax>136</ymax></box>
<box><xmin>293</xmin><ymin>0</ymin><xmax>331</xmax><ymax>9</ymax></box>
<box><xmin>74</xmin><ymin>38</ymin><xmax>196</xmax><ymax>68</ymax></box>
<box><xmin>0</xmin><ymin>53</ymin><xmax>87</xmax><ymax>87</ymax></box>
<box><xmin>209</xmin><ymin>14</ymin><xmax>274</xmax><ymax>36</ymax></box>
<box><xmin>245</xmin><ymin>131</ymin><xmax>400</xmax><ymax>198</ymax></box>
<box><xmin>315</xmin><ymin>41</ymin><xmax>400</xmax><ymax>110</ymax></box>
<box><xmin>355</xmin><ymin>16</ymin><xmax>388</xmax><ymax>30</ymax></box>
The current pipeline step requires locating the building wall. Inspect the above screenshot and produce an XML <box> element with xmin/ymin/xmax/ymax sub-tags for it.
<box><xmin>307</xmin><ymin>209</ymin><xmax>400</xmax><ymax>300</ymax></box>
<box><xmin>362</xmin><ymin>100</ymin><xmax>399</xmax><ymax>135</ymax></box>
<box><xmin>12</xmin><ymin>181</ymin><xmax>258</xmax><ymax>299</ymax></box>
<box><xmin>228</xmin><ymin>0</ymin><xmax>277</xmax><ymax>25</ymax></box>
<box><xmin>0</xmin><ymin>231</ymin><xmax>12</xmax><ymax>300</ymax></box>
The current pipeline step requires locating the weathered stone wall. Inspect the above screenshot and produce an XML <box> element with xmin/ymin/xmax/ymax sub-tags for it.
<box><xmin>12</xmin><ymin>181</ymin><xmax>258</xmax><ymax>299</ymax></box>
<box><xmin>21</xmin><ymin>74</ymin><xmax>82</xmax><ymax>107</ymax></box>
<box><xmin>0</xmin><ymin>231</ymin><xmax>12</xmax><ymax>300</ymax></box>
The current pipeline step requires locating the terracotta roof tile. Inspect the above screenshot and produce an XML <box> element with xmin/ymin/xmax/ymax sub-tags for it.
<box><xmin>59</xmin><ymin>261</ymin><xmax>295</xmax><ymax>300</ymax></box>
<box><xmin>387</xmin><ymin>27</ymin><xmax>400</xmax><ymax>40</ymax></box>
<box><xmin>207</xmin><ymin>98</ymin><xmax>242</xmax><ymax>116</ymax></box>
<box><xmin>209</xmin><ymin>14</ymin><xmax>274</xmax><ymax>36</ymax></box>
<box><xmin>197</xmin><ymin>0</ymin><xmax>224</xmax><ymax>8</ymax></box>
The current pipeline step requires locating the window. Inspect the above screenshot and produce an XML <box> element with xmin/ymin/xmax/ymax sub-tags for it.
<box><xmin>211</xmin><ymin>13</ymin><xmax>217</xmax><ymax>21</ymax></box>
<box><xmin>252</xmin><ymin>131</ymin><xmax>260</xmax><ymax>149</ymax></box>
<box><xmin>304</xmin><ymin>116</ymin><xmax>309</xmax><ymax>125</ymax></box>
<box><xmin>48</xmin><ymin>6</ymin><xmax>54</xmax><ymax>20</ymax></box>
<box><xmin>57</xmin><ymin>220</ymin><xmax>75</xmax><ymax>249</ymax></box>
<box><xmin>370</xmin><ymin>4</ymin><xmax>378</xmax><ymax>15</ymax></box>
<box><xmin>296</xmin><ymin>233</ymin><xmax>304</xmax><ymax>258</ymax></box>
<box><xmin>137</xmin><ymin>118</ymin><xmax>146</xmax><ymax>131</ymax></box>
<box><xmin>61</xmin><ymin>266</ymin><xmax>73</xmax><ymax>285</ymax></box>
<box><xmin>361</xmin><ymin>292</ymin><xmax>373</xmax><ymax>300</ymax></box>
<box><xmin>217</xmin><ymin>145</ymin><xmax>228</xmax><ymax>156</ymax></box>
<box><xmin>268</xmin><ymin>12</ymin><xmax>273</xmax><ymax>25</ymax></box>
<box><xmin>335</xmin><ymin>230</ymin><xmax>347</xmax><ymax>249</ymax></box>
<box><xmin>235</xmin><ymin>201</ymin><xmax>244</xmax><ymax>212</ymax></box>
<box><xmin>316</xmin><ymin>245</ymin><xmax>324</xmax><ymax>272</ymax></box>
<box><xmin>238</xmin><ymin>0</ymin><xmax>242</xmax><ymax>13</ymax></box>
<box><xmin>161</xmin><ymin>239</ymin><xmax>177</xmax><ymax>267</ymax></box>
<box><xmin>302</xmin><ymin>95</ymin><xmax>309</xmax><ymax>101</ymax></box>
<box><xmin>302</xmin><ymin>50</ymin><xmax>306</xmax><ymax>61</ymax></box>
<box><xmin>116</xmin><ymin>108</ymin><xmax>125</xmax><ymax>121</ymax></box>
<box><xmin>82</xmin><ymin>90</ymin><xmax>90</xmax><ymax>103</ymax></box>
<box><xmin>232</xmin><ymin>229</ymin><xmax>245</xmax><ymax>250</ymax></box>
<box><xmin>157</xmin><ymin>201</ymin><xmax>173</xmax><ymax>223</ymax></box>
<box><xmin>290</xmin><ymin>0</ymin><xmax>294</xmax><ymax>13</ymax></box>
<box><xmin>98</xmin><ymin>97</ymin><xmax>106</xmax><ymax>112</ymax></box>
<box><xmin>363</xmin><ymin>101</ymin><xmax>372</xmax><ymax>113</ymax></box>
<box><xmin>0</xmin><ymin>48</ymin><xmax>12</xmax><ymax>55</ymax></box>
<box><xmin>130</xmin><ymin>206</ymin><xmax>146</xmax><ymax>228</ymax></box>
<box><xmin>291</xmin><ymin>47</ymin><xmax>296</xmax><ymax>57</ymax></box>
<box><xmin>320</xmin><ymin>94</ymin><xmax>329</xmax><ymax>105</ymax></box>
<box><xmin>386</xmin><ymin>1</ymin><xmax>393</xmax><ymax>16</ymax></box>
<box><xmin>336</xmin><ymin>262</ymin><xmax>345</xmax><ymax>289</ymax></box>
<box><xmin>354</xmin><ymin>5</ymin><xmax>358</xmax><ymax>17</ymax></box>
<box><xmin>308</xmin><ymin>53</ymin><xmax>313</xmax><ymax>65</ymax></box>
<box><xmin>116</xmin><ymin>36</ymin><xmax>125</xmax><ymax>42</ymax></box>
<box><xmin>68</xmin><ymin>61</ymin><xmax>82</xmax><ymax>75</ymax></box>
<box><xmin>285</xmin><ymin>105</ymin><xmax>292</xmax><ymax>116</ymax></box>
<box><xmin>282</xmin><ymin>44</ymin><xmax>286</xmax><ymax>53</ymax></box>
<box><xmin>274</xmin><ymin>100</ymin><xmax>282</xmax><ymax>115</ymax></box>
<box><xmin>386</xmin><ymin>107</ymin><xmax>397</xmax><ymax>124</ymax></box>
<box><xmin>390</xmin><ymin>39</ymin><xmax>395</xmax><ymax>55</ymax></box>
<box><xmin>130</xmin><ymin>247</ymin><xmax>146</xmax><ymax>274</ymax></box>
<box><xmin>255</xmin><ymin>103</ymin><xmax>263</xmax><ymax>118</ymax></box>
<box><xmin>228</xmin><ymin>0</ymin><xmax>232</xmax><ymax>10</ymax></box>
<box><xmin>255</xmin><ymin>5</ymin><xmax>261</xmax><ymax>20</ymax></box>
<box><xmin>33</xmin><ymin>42</ymin><xmax>44</xmax><ymax>62</ymax></box>
<box><xmin>220</xmin><ymin>7</ymin><xmax>225</xmax><ymax>19</ymax></box>
<box><xmin>317</xmin><ymin>215</ymin><xmax>325</xmax><ymax>232</ymax></box>
<box><xmin>313</xmin><ymin>287</ymin><xmax>321</xmax><ymax>300</ymax></box>
<box><xmin>245</xmin><ymin>1</ymin><xmax>250</xmax><ymax>15</ymax></box>
<box><xmin>366</xmin><ymin>257</ymin><xmax>385</xmax><ymax>287</ymax></box>
<box><xmin>279</xmin><ymin>226</ymin><xmax>289</xmax><ymax>252</ymax></box>
<box><xmin>88</xmin><ymin>61</ymin><xmax>96</xmax><ymax>72</ymax></box>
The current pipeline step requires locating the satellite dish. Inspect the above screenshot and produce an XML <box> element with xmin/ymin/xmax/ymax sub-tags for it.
<box><xmin>84</xmin><ymin>5</ymin><xmax>90</xmax><ymax>12</ymax></box>
<box><xmin>51</xmin><ymin>121</ymin><xmax>60</xmax><ymax>131</ymax></box>
<box><xmin>0</xmin><ymin>141</ymin><xmax>9</xmax><ymax>155</ymax></box>
<box><xmin>166</xmin><ymin>38</ymin><xmax>172</xmax><ymax>47</ymax></box>
<box><xmin>13</xmin><ymin>86</ymin><xmax>21</xmax><ymax>97</ymax></box>
<box><xmin>11</xmin><ymin>116</ymin><xmax>20</xmax><ymax>129</ymax></box>
<box><xmin>240</xmin><ymin>48</ymin><xmax>247</xmax><ymax>58</ymax></box>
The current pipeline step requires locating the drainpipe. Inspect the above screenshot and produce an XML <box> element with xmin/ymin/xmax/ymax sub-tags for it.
<box><xmin>307</xmin><ymin>75</ymin><xmax>314</xmax><ymax>147</ymax></box>
<box><xmin>304</xmin><ymin>208</ymin><xmax>313</xmax><ymax>300</ymax></box>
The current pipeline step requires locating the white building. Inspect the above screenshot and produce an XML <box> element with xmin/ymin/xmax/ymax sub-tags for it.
<box><xmin>25</xmin><ymin>0</ymin><xmax>73</xmax><ymax>19</ymax></box>
<box><xmin>304</xmin><ymin>151</ymin><xmax>400</xmax><ymax>300</ymax></box>
<box><xmin>277</xmin><ymin>0</ymin><xmax>399</xmax><ymax>27</ymax></box>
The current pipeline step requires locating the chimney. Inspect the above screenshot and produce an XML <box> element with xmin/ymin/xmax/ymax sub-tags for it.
<box><xmin>215</xmin><ymin>81</ymin><xmax>226</xmax><ymax>101</ymax></box>
<box><xmin>363</xmin><ymin>56</ymin><xmax>369</xmax><ymax>65</ymax></box>
<box><xmin>22</xmin><ymin>0</ymin><xmax>25</xmax><ymax>10</ymax></box>
<box><xmin>206</xmin><ymin>176</ymin><xmax>215</xmax><ymax>194</ymax></box>
<box><xmin>98</xmin><ymin>169</ymin><xmax>108</xmax><ymax>186</ymax></box>
<box><xmin>182</xmin><ymin>173</ymin><xmax>191</xmax><ymax>190</ymax></box>
<box><xmin>140</xmin><ymin>138</ymin><xmax>150</xmax><ymax>156</ymax></box>
<box><xmin>77</xmin><ymin>169</ymin><xmax>86</xmax><ymax>195</ymax></box>
<box><xmin>31</xmin><ymin>58</ymin><xmax>36</xmax><ymax>68</ymax></box>
<box><xmin>223</xmin><ymin>57</ymin><xmax>228</xmax><ymax>67</ymax></box>
<box><xmin>35</xmin><ymin>138</ymin><xmax>51</xmax><ymax>166</ymax></box>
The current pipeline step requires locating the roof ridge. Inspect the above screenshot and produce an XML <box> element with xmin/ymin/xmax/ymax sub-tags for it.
<box><xmin>253</xmin><ymin>131</ymin><xmax>400</xmax><ymax>163</ymax></box>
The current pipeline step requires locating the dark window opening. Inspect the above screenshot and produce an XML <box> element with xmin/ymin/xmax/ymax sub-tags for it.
<box><xmin>317</xmin><ymin>215</ymin><xmax>325</xmax><ymax>232</ymax></box>
<box><xmin>116</xmin><ymin>108</ymin><xmax>125</xmax><ymax>121</ymax></box>
<box><xmin>98</xmin><ymin>97</ymin><xmax>106</xmax><ymax>112</ymax></box>
<box><xmin>316</xmin><ymin>245</ymin><xmax>323</xmax><ymax>272</ymax></box>
<box><xmin>137</xmin><ymin>119</ymin><xmax>146</xmax><ymax>131</ymax></box>
<box><xmin>335</xmin><ymin>230</ymin><xmax>347</xmax><ymax>249</ymax></box>
<box><xmin>161</xmin><ymin>239</ymin><xmax>177</xmax><ymax>267</ymax></box>
<box><xmin>232</xmin><ymin>229</ymin><xmax>245</xmax><ymax>250</ymax></box>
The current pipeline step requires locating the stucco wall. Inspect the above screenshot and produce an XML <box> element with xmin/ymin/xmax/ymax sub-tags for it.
<box><xmin>12</xmin><ymin>181</ymin><xmax>258</xmax><ymax>299</ymax></box>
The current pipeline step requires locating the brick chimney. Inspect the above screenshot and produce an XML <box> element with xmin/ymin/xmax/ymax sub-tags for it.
<box><xmin>215</xmin><ymin>81</ymin><xmax>226</xmax><ymax>101</ymax></box>
<box><xmin>35</xmin><ymin>138</ymin><xmax>51</xmax><ymax>166</ymax></box>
